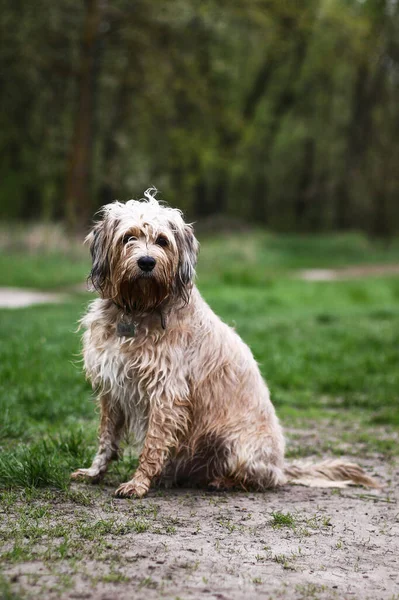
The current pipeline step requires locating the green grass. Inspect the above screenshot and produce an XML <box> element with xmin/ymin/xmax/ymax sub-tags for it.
<box><xmin>199</xmin><ymin>231</ymin><xmax>399</xmax><ymax>285</ymax></box>
<box><xmin>2</xmin><ymin>230</ymin><xmax>399</xmax><ymax>289</ymax></box>
<box><xmin>0</xmin><ymin>279</ymin><xmax>397</xmax><ymax>492</ymax></box>
<box><xmin>202</xmin><ymin>278</ymin><xmax>399</xmax><ymax>423</ymax></box>
<box><xmin>0</xmin><ymin>222</ymin><xmax>88</xmax><ymax>289</ymax></box>
<box><xmin>271</xmin><ymin>511</ymin><xmax>297</xmax><ymax>528</ymax></box>
<box><xmin>0</xmin><ymin>253</ymin><xmax>89</xmax><ymax>289</ymax></box>
<box><xmin>0</xmin><ymin>575</ymin><xmax>25</xmax><ymax>600</ymax></box>
<box><xmin>0</xmin><ymin>231</ymin><xmax>398</xmax><ymax>495</ymax></box>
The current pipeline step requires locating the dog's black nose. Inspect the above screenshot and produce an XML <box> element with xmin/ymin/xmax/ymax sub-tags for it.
<box><xmin>137</xmin><ymin>256</ymin><xmax>156</xmax><ymax>272</ymax></box>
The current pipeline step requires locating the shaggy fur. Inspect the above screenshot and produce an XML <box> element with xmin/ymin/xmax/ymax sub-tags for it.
<box><xmin>71</xmin><ymin>189</ymin><xmax>379</xmax><ymax>497</ymax></box>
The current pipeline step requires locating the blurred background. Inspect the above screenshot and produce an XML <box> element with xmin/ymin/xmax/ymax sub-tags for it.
<box><xmin>1</xmin><ymin>0</ymin><xmax>399</xmax><ymax>235</ymax></box>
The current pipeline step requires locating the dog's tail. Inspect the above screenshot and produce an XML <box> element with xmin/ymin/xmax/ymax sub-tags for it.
<box><xmin>284</xmin><ymin>459</ymin><xmax>380</xmax><ymax>489</ymax></box>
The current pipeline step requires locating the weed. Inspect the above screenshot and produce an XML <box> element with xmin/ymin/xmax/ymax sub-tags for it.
<box><xmin>0</xmin><ymin>575</ymin><xmax>25</xmax><ymax>600</ymax></box>
<box><xmin>271</xmin><ymin>511</ymin><xmax>297</xmax><ymax>528</ymax></box>
<box><xmin>217</xmin><ymin>518</ymin><xmax>236</xmax><ymax>533</ymax></box>
<box><xmin>274</xmin><ymin>554</ymin><xmax>297</xmax><ymax>570</ymax></box>
<box><xmin>101</xmin><ymin>571</ymin><xmax>130</xmax><ymax>583</ymax></box>
<box><xmin>139</xmin><ymin>577</ymin><xmax>157</xmax><ymax>589</ymax></box>
<box><xmin>295</xmin><ymin>583</ymin><xmax>327</xmax><ymax>598</ymax></box>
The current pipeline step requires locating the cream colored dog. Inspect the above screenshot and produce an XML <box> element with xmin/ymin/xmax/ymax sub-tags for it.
<box><xmin>71</xmin><ymin>189</ymin><xmax>378</xmax><ymax>497</ymax></box>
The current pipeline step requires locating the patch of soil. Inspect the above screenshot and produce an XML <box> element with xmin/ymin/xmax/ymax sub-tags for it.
<box><xmin>298</xmin><ymin>265</ymin><xmax>399</xmax><ymax>281</ymax></box>
<box><xmin>2</xmin><ymin>456</ymin><xmax>398</xmax><ymax>600</ymax></box>
<box><xmin>0</xmin><ymin>287</ymin><xmax>66</xmax><ymax>308</ymax></box>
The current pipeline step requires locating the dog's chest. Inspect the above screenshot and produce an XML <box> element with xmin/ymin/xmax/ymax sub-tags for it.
<box><xmin>83</xmin><ymin>322</ymin><xmax>166</xmax><ymax>403</ymax></box>
<box><xmin>82</xmin><ymin>301</ymin><xmax>190</xmax><ymax>440</ymax></box>
<box><xmin>83</xmin><ymin>325</ymin><xmax>167</xmax><ymax>445</ymax></box>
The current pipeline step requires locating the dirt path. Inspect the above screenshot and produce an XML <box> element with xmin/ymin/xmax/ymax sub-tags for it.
<box><xmin>0</xmin><ymin>287</ymin><xmax>66</xmax><ymax>308</ymax></box>
<box><xmin>298</xmin><ymin>264</ymin><xmax>399</xmax><ymax>281</ymax></box>
<box><xmin>2</xmin><ymin>455</ymin><xmax>398</xmax><ymax>600</ymax></box>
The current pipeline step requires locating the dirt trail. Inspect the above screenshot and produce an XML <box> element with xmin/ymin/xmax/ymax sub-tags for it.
<box><xmin>298</xmin><ymin>264</ymin><xmax>399</xmax><ymax>281</ymax></box>
<box><xmin>0</xmin><ymin>287</ymin><xmax>66</xmax><ymax>308</ymax></box>
<box><xmin>2</xmin><ymin>456</ymin><xmax>398</xmax><ymax>600</ymax></box>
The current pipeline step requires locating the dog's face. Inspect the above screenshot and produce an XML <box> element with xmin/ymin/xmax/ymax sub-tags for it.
<box><xmin>87</xmin><ymin>190</ymin><xmax>199</xmax><ymax>312</ymax></box>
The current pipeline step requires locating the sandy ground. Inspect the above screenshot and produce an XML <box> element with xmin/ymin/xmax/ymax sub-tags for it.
<box><xmin>2</xmin><ymin>453</ymin><xmax>398</xmax><ymax>600</ymax></box>
<box><xmin>298</xmin><ymin>265</ymin><xmax>399</xmax><ymax>281</ymax></box>
<box><xmin>0</xmin><ymin>287</ymin><xmax>66</xmax><ymax>308</ymax></box>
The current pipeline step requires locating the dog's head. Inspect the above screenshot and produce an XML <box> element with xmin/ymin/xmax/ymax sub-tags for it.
<box><xmin>86</xmin><ymin>189</ymin><xmax>199</xmax><ymax>312</ymax></box>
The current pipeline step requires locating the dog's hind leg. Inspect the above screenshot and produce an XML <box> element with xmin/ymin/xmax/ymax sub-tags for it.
<box><xmin>211</xmin><ymin>454</ymin><xmax>287</xmax><ymax>491</ymax></box>
<box><xmin>172</xmin><ymin>429</ymin><xmax>286</xmax><ymax>491</ymax></box>
<box><xmin>218</xmin><ymin>431</ymin><xmax>287</xmax><ymax>491</ymax></box>
<box><xmin>71</xmin><ymin>394</ymin><xmax>124</xmax><ymax>483</ymax></box>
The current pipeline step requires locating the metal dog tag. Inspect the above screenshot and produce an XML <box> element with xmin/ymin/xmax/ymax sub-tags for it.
<box><xmin>116</xmin><ymin>321</ymin><xmax>136</xmax><ymax>338</ymax></box>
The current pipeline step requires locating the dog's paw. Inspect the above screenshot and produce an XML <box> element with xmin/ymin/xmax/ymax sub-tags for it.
<box><xmin>70</xmin><ymin>468</ymin><xmax>102</xmax><ymax>483</ymax></box>
<box><xmin>114</xmin><ymin>480</ymin><xmax>148</xmax><ymax>499</ymax></box>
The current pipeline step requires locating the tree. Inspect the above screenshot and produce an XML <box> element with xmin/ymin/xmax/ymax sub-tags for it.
<box><xmin>0</xmin><ymin>0</ymin><xmax>398</xmax><ymax>234</ymax></box>
<box><xmin>64</xmin><ymin>0</ymin><xmax>106</xmax><ymax>229</ymax></box>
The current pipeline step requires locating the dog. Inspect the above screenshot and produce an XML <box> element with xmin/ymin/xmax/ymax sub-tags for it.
<box><xmin>71</xmin><ymin>189</ymin><xmax>378</xmax><ymax>497</ymax></box>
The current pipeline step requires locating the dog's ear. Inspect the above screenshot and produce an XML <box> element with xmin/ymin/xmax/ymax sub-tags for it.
<box><xmin>173</xmin><ymin>223</ymin><xmax>199</xmax><ymax>302</ymax></box>
<box><xmin>179</xmin><ymin>224</ymin><xmax>199</xmax><ymax>284</ymax></box>
<box><xmin>86</xmin><ymin>220</ymin><xmax>112</xmax><ymax>295</ymax></box>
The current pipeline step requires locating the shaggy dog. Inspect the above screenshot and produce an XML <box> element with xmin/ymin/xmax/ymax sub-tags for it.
<box><xmin>71</xmin><ymin>189</ymin><xmax>378</xmax><ymax>497</ymax></box>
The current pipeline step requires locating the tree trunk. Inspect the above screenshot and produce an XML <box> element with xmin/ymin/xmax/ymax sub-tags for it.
<box><xmin>295</xmin><ymin>138</ymin><xmax>314</xmax><ymax>228</ymax></box>
<box><xmin>64</xmin><ymin>0</ymin><xmax>104</xmax><ymax>231</ymax></box>
<box><xmin>99</xmin><ymin>65</ymin><xmax>135</xmax><ymax>207</ymax></box>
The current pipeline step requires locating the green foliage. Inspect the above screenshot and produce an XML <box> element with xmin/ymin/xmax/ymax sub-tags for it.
<box><xmin>0</xmin><ymin>442</ymin><xmax>72</xmax><ymax>490</ymax></box>
<box><xmin>271</xmin><ymin>511</ymin><xmax>297</xmax><ymax>528</ymax></box>
<box><xmin>0</xmin><ymin>575</ymin><xmax>25</xmax><ymax>600</ymax></box>
<box><xmin>0</xmin><ymin>0</ymin><xmax>398</xmax><ymax>233</ymax></box>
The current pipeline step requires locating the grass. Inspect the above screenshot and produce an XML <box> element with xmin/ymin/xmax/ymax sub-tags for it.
<box><xmin>0</xmin><ymin>253</ymin><xmax>89</xmax><ymax>290</ymax></box>
<box><xmin>271</xmin><ymin>511</ymin><xmax>297</xmax><ymax>528</ymax></box>
<box><xmin>2</xmin><ymin>227</ymin><xmax>399</xmax><ymax>289</ymax></box>
<box><xmin>0</xmin><ymin>222</ymin><xmax>87</xmax><ymax>289</ymax></box>
<box><xmin>199</xmin><ymin>231</ymin><xmax>399</xmax><ymax>285</ymax></box>
<box><xmin>204</xmin><ymin>278</ymin><xmax>399</xmax><ymax>423</ymax></box>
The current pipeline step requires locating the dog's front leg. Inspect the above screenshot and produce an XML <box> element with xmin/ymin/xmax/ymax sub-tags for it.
<box><xmin>71</xmin><ymin>394</ymin><xmax>124</xmax><ymax>483</ymax></box>
<box><xmin>115</xmin><ymin>399</ymin><xmax>188</xmax><ymax>498</ymax></box>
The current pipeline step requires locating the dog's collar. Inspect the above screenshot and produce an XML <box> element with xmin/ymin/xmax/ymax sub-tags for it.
<box><xmin>116</xmin><ymin>316</ymin><xmax>137</xmax><ymax>338</ymax></box>
<box><xmin>113</xmin><ymin>301</ymin><xmax>167</xmax><ymax>335</ymax></box>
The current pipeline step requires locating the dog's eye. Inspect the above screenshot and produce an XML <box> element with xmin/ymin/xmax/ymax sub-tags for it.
<box><xmin>123</xmin><ymin>235</ymin><xmax>137</xmax><ymax>245</ymax></box>
<box><xmin>155</xmin><ymin>236</ymin><xmax>168</xmax><ymax>247</ymax></box>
